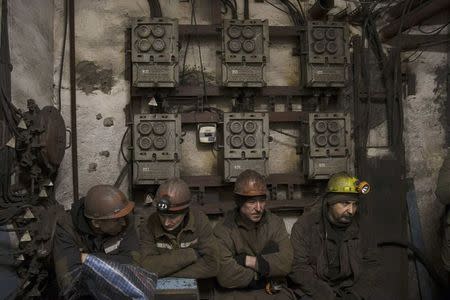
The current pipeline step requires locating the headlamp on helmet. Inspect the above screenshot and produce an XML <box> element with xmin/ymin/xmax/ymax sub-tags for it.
<box><xmin>356</xmin><ymin>181</ymin><xmax>370</xmax><ymax>194</ymax></box>
<box><xmin>156</xmin><ymin>197</ymin><xmax>171</xmax><ymax>213</ymax></box>
<box><xmin>326</xmin><ymin>172</ymin><xmax>371</xmax><ymax>195</ymax></box>
<box><xmin>156</xmin><ymin>194</ymin><xmax>190</xmax><ymax>214</ymax></box>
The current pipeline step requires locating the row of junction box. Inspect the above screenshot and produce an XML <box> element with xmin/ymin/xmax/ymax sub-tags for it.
<box><xmin>132</xmin><ymin>112</ymin><xmax>354</xmax><ymax>185</ymax></box>
<box><xmin>131</xmin><ymin>17</ymin><xmax>350</xmax><ymax>88</ymax></box>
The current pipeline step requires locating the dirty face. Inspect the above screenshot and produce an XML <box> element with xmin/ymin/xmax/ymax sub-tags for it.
<box><xmin>240</xmin><ymin>198</ymin><xmax>266</xmax><ymax>223</ymax></box>
<box><xmin>328</xmin><ymin>201</ymin><xmax>358</xmax><ymax>224</ymax></box>
<box><xmin>91</xmin><ymin>216</ymin><xmax>128</xmax><ymax>236</ymax></box>
<box><xmin>159</xmin><ymin>213</ymin><xmax>186</xmax><ymax>232</ymax></box>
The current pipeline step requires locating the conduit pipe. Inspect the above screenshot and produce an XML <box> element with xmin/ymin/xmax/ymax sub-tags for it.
<box><xmin>308</xmin><ymin>0</ymin><xmax>334</xmax><ymax>20</ymax></box>
<box><xmin>380</xmin><ymin>0</ymin><xmax>450</xmax><ymax>42</ymax></box>
<box><xmin>69</xmin><ymin>0</ymin><xmax>79</xmax><ymax>201</ymax></box>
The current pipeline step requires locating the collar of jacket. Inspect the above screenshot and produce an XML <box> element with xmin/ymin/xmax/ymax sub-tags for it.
<box><xmin>315</xmin><ymin>212</ymin><xmax>359</xmax><ymax>241</ymax></box>
<box><xmin>234</xmin><ymin>208</ymin><xmax>269</xmax><ymax>230</ymax></box>
<box><xmin>325</xmin><ymin>218</ymin><xmax>360</xmax><ymax>242</ymax></box>
<box><xmin>310</xmin><ymin>206</ymin><xmax>360</xmax><ymax>242</ymax></box>
<box><xmin>71</xmin><ymin>197</ymin><xmax>96</xmax><ymax>236</ymax></box>
<box><xmin>154</xmin><ymin>210</ymin><xmax>195</xmax><ymax>238</ymax></box>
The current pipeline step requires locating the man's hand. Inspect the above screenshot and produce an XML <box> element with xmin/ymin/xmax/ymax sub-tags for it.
<box><xmin>245</xmin><ymin>255</ymin><xmax>257</xmax><ymax>270</ymax></box>
<box><xmin>234</xmin><ymin>253</ymin><xmax>246</xmax><ymax>266</ymax></box>
<box><xmin>80</xmin><ymin>253</ymin><xmax>88</xmax><ymax>263</ymax></box>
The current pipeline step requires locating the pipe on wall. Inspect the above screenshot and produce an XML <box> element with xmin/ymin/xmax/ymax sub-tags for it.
<box><xmin>308</xmin><ymin>0</ymin><xmax>334</xmax><ymax>20</ymax></box>
<box><xmin>386</xmin><ymin>0</ymin><xmax>423</xmax><ymax>21</ymax></box>
<box><xmin>380</xmin><ymin>0</ymin><xmax>450</xmax><ymax>42</ymax></box>
<box><xmin>69</xmin><ymin>0</ymin><xmax>79</xmax><ymax>201</ymax></box>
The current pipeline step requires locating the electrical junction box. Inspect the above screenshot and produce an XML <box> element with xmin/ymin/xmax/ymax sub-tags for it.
<box><xmin>221</xmin><ymin>19</ymin><xmax>269</xmax><ymax>87</ymax></box>
<box><xmin>300</xmin><ymin>21</ymin><xmax>349</xmax><ymax>88</ymax></box>
<box><xmin>198</xmin><ymin>124</ymin><xmax>217</xmax><ymax>144</ymax></box>
<box><xmin>133</xmin><ymin>114</ymin><xmax>181</xmax><ymax>185</ymax></box>
<box><xmin>131</xmin><ymin>17</ymin><xmax>179</xmax><ymax>88</ymax></box>
<box><xmin>303</xmin><ymin>112</ymin><xmax>354</xmax><ymax>179</ymax></box>
<box><xmin>223</xmin><ymin>112</ymin><xmax>269</xmax><ymax>182</ymax></box>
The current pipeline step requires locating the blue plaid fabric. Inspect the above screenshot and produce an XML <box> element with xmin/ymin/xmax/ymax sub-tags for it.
<box><xmin>83</xmin><ymin>254</ymin><xmax>157</xmax><ymax>300</ymax></box>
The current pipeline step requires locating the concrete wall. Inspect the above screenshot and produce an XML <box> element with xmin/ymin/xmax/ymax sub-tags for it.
<box><xmin>9</xmin><ymin>0</ymin><xmax>54</xmax><ymax>109</ymax></box>
<box><xmin>402</xmin><ymin>16</ymin><xmax>449</xmax><ymax>297</ymax></box>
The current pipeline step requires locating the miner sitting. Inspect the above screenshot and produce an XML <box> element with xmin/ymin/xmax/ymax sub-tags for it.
<box><xmin>53</xmin><ymin>185</ymin><xmax>139</xmax><ymax>299</ymax></box>
<box><xmin>214</xmin><ymin>169</ymin><xmax>294</xmax><ymax>299</ymax></box>
<box><xmin>289</xmin><ymin>172</ymin><xmax>382</xmax><ymax>300</ymax></box>
<box><xmin>134</xmin><ymin>177</ymin><xmax>219</xmax><ymax>279</ymax></box>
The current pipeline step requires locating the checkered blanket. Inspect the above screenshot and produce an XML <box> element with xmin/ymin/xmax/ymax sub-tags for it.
<box><xmin>83</xmin><ymin>255</ymin><xmax>157</xmax><ymax>300</ymax></box>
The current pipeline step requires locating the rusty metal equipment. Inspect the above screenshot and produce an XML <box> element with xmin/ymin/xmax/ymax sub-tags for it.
<box><xmin>125</xmin><ymin>2</ymin><xmax>356</xmax><ymax>213</ymax></box>
<box><xmin>133</xmin><ymin>113</ymin><xmax>182</xmax><ymax>185</ymax></box>
<box><xmin>1</xmin><ymin>99</ymin><xmax>67</xmax><ymax>299</ymax></box>
<box><xmin>222</xmin><ymin>112</ymin><xmax>269</xmax><ymax>182</ymax></box>
<box><xmin>221</xmin><ymin>19</ymin><xmax>269</xmax><ymax>87</ymax></box>
<box><xmin>303</xmin><ymin>112</ymin><xmax>354</xmax><ymax>179</ymax></box>
<box><xmin>300</xmin><ymin>21</ymin><xmax>350</xmax><ymax>88</ymax></box>
<box><xmin>131</xmin><ymin>17</ymin><xmax>179</xmax><ymax>87</ymax></box>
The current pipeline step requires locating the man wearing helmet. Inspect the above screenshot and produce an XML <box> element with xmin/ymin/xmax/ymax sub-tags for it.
<box><xmin>53</xmin><ymin>185</ymin><xmax>138</xmax><ymax>299</ymax></box>
<box><xmin>134</xmin><ymin>177</ymin><xmax>219</xmax><ymax>279</ymax></box>
<box><xmin>289</xmin><ymin>172</ymin><xmax>381</xmax><ymax>300</ymax></box>
<box><xmin>214</xmin><ymin>169</ymin><xmax>294</xmax><ymax>299</ymax></box>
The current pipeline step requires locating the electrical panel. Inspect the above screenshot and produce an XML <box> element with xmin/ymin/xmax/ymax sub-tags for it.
<box><xmin>303</xmin><ymin>112</ymin><xmax>354</xmax><ymax>179</ymax></box>
<box><xmin>131</xmin><ymin>17</ymin><xmax>179</xmax><ymax>88</ymax></box>
<box><xmin>300</xmin><ymin>21</ymin><xmax>349</xmax><ymax>88</ymax></box>
<box><xmin>221</xmin><ymin>19</ymin><xmax>269</xmax><ymax>87</ymax></box>
<box><xmin>223</xmin><ymin>113</ymin><xmax>269</xmax><ymax>182</ymax></box>
<box><xmin>133</xmin><ymin>114</ymin><xmax>181</xmax><ymax>185</ymax></box>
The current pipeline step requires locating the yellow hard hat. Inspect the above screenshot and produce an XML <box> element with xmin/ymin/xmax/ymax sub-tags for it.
<box><xmin>326</xmin><ymin>172</ymin><xmax>370</xmax><ymax>195</ymax></box>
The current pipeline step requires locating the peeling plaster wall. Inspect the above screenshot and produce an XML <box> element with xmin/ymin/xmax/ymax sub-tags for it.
<box><xmin>9</xmin><ymin>0</ymin><xmax>54</xmax><ymax>109</ymax></box>
<box><xmin>403</xmin><ymin>49</ymin><xmax>448</xmax><ymax>285</ymax></box>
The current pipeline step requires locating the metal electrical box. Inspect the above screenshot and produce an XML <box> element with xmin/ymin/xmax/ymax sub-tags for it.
<box><xmin>223</xmin><ymin>113</ymin><xmax>269</xmax><ymax>182</ymax></box>
<box><xmin>221</xmin><ymin>19</ymin><xmax>269</xmax><ymax>87</ymax></box>
<box><xmin>303</xmin><ymin>112</ymin><xmax>354</xmax><ymax>179</ymax></box>
<box><xmin>300</xmin><ymin>21</ymin><xmax>349</xmax><ymax>88</ymax></box>
<box><xmin>133</xmin><ymin>114</ymin><xmax>181</xmax><ymax>185</ymax></box>
<box><xmin>131</xmin><ymin>17</ymin><xmax>179</xmax><ymax>87</ymax></box>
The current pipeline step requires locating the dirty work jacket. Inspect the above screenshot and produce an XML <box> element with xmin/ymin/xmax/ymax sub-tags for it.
<box><xmin>134</xmin><ymin>208</ymin><xmax>219</xmax><ymax>279</ymax></box>
<box><xmin>53</xmin><ymin>198</ymin><xmax>139</xmax><ymax>299</ymax></box>
<box><xmin>213</xmin><ymin>209</ymin><xmax>293</xmax><ymax>298</ymax></box>
<box><xmin>289</xmin><ymin>207</ymin><xmax>383</xmax><ymax>300</ymax></box>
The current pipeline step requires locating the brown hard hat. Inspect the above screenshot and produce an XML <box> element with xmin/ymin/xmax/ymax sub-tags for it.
<box><xmin>234</xmin><ymin>169</ymin><xmax>267</xmax><ymax>197</ymax></box>
<box><xmin>155</xmin><ymin>177</ymin><xmax>191</xmax><ymax>213</ymax></box>
<box><xmin>84</xmin><ymin>185</ymin><xmax>134</xmax><ymax>219</ymax></box>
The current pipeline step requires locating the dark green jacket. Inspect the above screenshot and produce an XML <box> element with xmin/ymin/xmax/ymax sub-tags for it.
<box><xmin>289</xmin><ymin>207</ymin><xmax>384</xmax><ymax>300</ymax></box>
<box><xmin>214</xmin><ymin>209</ymin><xmax>293</xmax><ymax>289</ymax></box>
<box><xmin>134</xmin><ymin>208</ymin><xmax>219</xmax><ymax>278</ymax></box>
